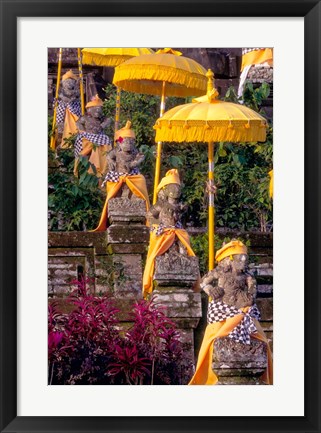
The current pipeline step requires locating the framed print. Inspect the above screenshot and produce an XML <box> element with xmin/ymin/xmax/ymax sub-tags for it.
<box><xmin>1</xmin><ymin>1</ymin><xmax>320</xmax><ymax>432</ymax></box>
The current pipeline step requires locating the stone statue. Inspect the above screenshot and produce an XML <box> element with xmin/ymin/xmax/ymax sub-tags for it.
<box><xmin>189</xmin><ymin>239</ymin><xmax>273</xmax><ymax>386</ymax></box>
<box><xmin>56</xmin><ymin>70</ymin><xmax>82</xmax><ymax>147</ymax></box>
<box><xmin>74</xmin><ymin>94</ymin><xmax>112</xmax><ymax>177</ymax></box>
<box><xmin>93</xmin><ymin>121</ymin><xmax>150</xmax><ymax>232</ymax></box>
<box><xmin>142</xmin><ymin>169</ymin><xmax>198</xmax><ymax>298</ymax></box>
<box><xmin>102</xmin><ymin>121</ymin><xmax>145</xmax><ymax>199</ymax></box>
<box><xmin>147</xmin><ymin>183</ymin><xmax>186</xmax><ymax>228</ymax></box>
<box><xmin>147</xmin><ymin>170</ymin><xmax>188</xmax><ymax>255</ymax></box>
<box><xmin>107</xmin><ymin>137</ymin><xmax>145</xmax><ymax>175</ymax></box>
<box><xmin>76</xmin><ymin>97</ymin><xmax>111</xmax><ymax>135</ymax></box>
<box><xmin>201</xmin><ymin>239</ymin><xmax>257</xmax><ymax>309</ymax></box>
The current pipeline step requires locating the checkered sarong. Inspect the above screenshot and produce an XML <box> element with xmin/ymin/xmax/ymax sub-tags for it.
<box><xmin>101</xmin><ymin>168</ymin><xmax>140</xmax><ymax>188</ymax></box>
<box><xmin>150</xmin><ymin>222</ymin><xmax>183</xmax><ymax>236</ymax></box>
<box><xmin>55</xmin><ymin>100</ymin><xmax>81</xmax><ymax>124</ymax></box>
<box><xmin>74</xmin><ymin>132</ymin><xmax>111</xmax><ymax>156</ymax></box>
<box><xmin>207</xmin><ymin>300</ymin><xmax>261</xmax><ymax>345</ymax></box>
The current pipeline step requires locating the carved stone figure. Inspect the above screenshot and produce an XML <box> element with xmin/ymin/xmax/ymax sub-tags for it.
<box><xmin>74</xmin><ymin>94</ymin><xmax>112</xmax><ymax>177</ymax></box>
<box><xmin>142</xmin><ymin>169</ymin><xmax>198</xmax><ymax>298</ymax></box>
<box><xmin>107</xmin><ymin>137</ymin><xmax>144</xmax><ymax>175</ymax></box>
<box><xmin>93</xmin><ymin>121</ymin><xmax>150</xmax><ymax>232</ymax></box>
<box><xmin>56</xmin><ymin>70</ymin><xmax>81</xmax><ymax>142</ymax></box>
<box><xmin>201</xmin><ymin>239</ymin><xmax>257</xmax><ymax>309</ymax></box>
<box><xmin>147</xmin><ymin>183</ymin><xmax>186</xmax><ymax>228</ymax></box>
<box><xmin>147</xmin><ymin>170</ymin><xmax>187</xmax><ymax>255</ymax></box>
<box><xmin>103</xmin><ymin>121</ymin><xmax>145</xmax><ymax>199</ymax></box>
<box><xmin>76</xmin><ymin>99</ymin><xmax>111</xmax><ymax>135</ymax></box>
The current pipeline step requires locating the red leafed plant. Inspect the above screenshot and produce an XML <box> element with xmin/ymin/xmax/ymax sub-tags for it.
<box><xmin>48</xmin><ymin>278</ymin><xmax>187</xmax><ymax>385</ymax></box>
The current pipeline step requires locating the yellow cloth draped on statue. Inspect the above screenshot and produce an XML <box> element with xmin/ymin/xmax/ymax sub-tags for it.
<box><xmin>142</xmin><ymin>228</ymin><xmax>195</xmax><ymax>298</ymax></box>
<box><xmin>241</xmin><ymin>48</ymin><xmax>273</xmax><ymax>71</ymax></box>
<box><xmin>60</xmin><ymin>108</ymin><xmax>79</xmax><ymax>148</ymax></box>
<box><xmin>73</xmin><ymin>138</ymin><xmax>111</xmax><ymax>177</ymax></box>
<box><xmin>188</xmin><ymin>308</ymin><xmax>273</xmax><ymax>385</ymax></box>
<box><xmin>92</xmin><ymin>174</ymin><xmax>150</xmax><ymax>232</ymax></box>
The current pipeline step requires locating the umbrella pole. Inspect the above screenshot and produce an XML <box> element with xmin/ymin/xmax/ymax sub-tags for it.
<box><xmin>153</xmin><ymin>81</ymin><xmax>166</xmax><ymax>204</ymax></box>
<box><xmin>77</xmin><ymin>48</ymin><xmax>85</xmax><ymax>115</ymax></box>
<box><xmin>208</xmin><ymin>141</ymin><xmax>215</xmax><ymax>270</ymax></box>
<box><xmin>114</xmin><ymin>86</ymin><xmax>121</xmax><ymax>144</ymax></box>
<box><xmin>50</xmin><ymin>48</ymin><xmax>63</xmax><ymax>150</ymax></box>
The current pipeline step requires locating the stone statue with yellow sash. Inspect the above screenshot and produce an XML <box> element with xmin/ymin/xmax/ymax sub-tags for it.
<box><xmin>189</xmin><ymin>240</ymin><xmax>273</xmax><ymax>385</ymax></box>
<box><xmin>92</xmin><ymin>121</ymin><xmax>150</xmax><ymax>231</ymax></box>
<box><xmin>74</xmin><ymin>94</ymin><xmax>112</xmax><ymax>177</ymax></box>
<box><xmin>142</xmin><ymin>169</ymin><xmax>197</xmax><ymax>298</ymax></box>
<box><xmin>55</xmin><ymin>70</ymin><xmax>82</xmax><ymax>148</ymax></box>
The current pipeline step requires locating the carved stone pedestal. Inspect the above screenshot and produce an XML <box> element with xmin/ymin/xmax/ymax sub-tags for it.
<box><xmin>153</xmin><ymin>253</ymin><xmax>202</xmax><ymax>384</ymax></box>
<box><xmin>107</xmin><ymin>197</ymin><xmax>149</xmax><ymax>300</ymax></box>
<box><xmin>212</xmin><ymin>337</ymin><xmax>267</xmax><ymax>385</ymax></box>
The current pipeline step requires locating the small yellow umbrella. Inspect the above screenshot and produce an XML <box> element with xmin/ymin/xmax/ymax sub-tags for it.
<box><xmin>154</xmin><ymin>69</ymin><xmax>267</xmax><ymax>270</ymax></box>
<box><xmin>113</xmin><ymin>48</ymin><xmax>207</xmax><ymax>203</ymax></box>
<box><xmin>81</xmin><ymin>48</ymin><xmax>155</xmax><ymax>136</ymax></box>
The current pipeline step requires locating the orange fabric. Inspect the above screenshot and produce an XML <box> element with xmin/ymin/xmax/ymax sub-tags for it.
<box><xmin>92</xmin><ymin>174</ymin><xmax>150</xmax><ymax>232</ymax></box>
<box><xmin>142</xmin><ymin>228</ymin><xmax>195</xmax><ymax>298</ymax></box>
<box><xmin>73</xmin><ymin>139</ymin><xmax>111</xmax><ymax>177</ymax></box>
<box><xmin>189</xmin><ymin>309</ymin><xmax>273</xmax><ymax>385</ymax></box>
<box><xmin>61</xmin><ymin>107</ymin><xmax>79</xmax><ymax>148</ymax></box>
<box><xmin>241</xmin><ymin>48</ymin><xmax>273</xmax><ymax>71</ymax></box>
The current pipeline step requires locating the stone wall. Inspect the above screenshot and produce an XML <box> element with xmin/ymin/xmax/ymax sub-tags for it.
<box><xmin>48</xmin><ymin>47</ymin><xmax>273</xmax><ymax>113</ymax></box>
<box><xmin>48</xmin><ymin>229</ymin><xmax>273</xmax><ymax>353</ymax></box>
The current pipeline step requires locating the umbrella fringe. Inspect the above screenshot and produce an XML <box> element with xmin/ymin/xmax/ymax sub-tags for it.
<box><xmin>155</xmin><ymin>125</ymin><xmax>267</xmax><ymax>143</ymax></box>
<box><xmin>82</xmin><ymin>52</ymin><xmax>130</xmax><ymax>67</ymax></box>
<box><xmin>114</xmin><ymin>65</ymin><xmax>207</xmax><ymax>94</ymax></box>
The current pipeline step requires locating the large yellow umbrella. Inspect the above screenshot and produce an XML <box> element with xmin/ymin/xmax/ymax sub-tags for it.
<box><xmin>154</xmin><ymin>69</ymin><xmax>267</xmax><ymax>270</ymax></box>
<box><xmin>113</xmin><ymin>48</ymin><xmax>207</xmax><ymax>203</ymax></box>
<box><xmin>81</xmin><ymin>48</ymin><xmax>155</xmax><ymax>136</ymax></box>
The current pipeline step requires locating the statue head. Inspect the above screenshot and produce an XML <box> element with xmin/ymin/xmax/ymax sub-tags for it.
<box><xmin>156</xmin><ymin>169</ymin><xmax>181</xmax><ymax>202</ymax></box>
<box><xmin>115</xmin><ymin>120</ymin><xmax>135</xmax><ymax>141</ymax></box>
<box><xmin>86</xmin><ymin>94</ymin><xmax>104</xmax><ymax>118</ymax></box>
<box><xmin>215</xmin><ymin>240</ymin><xmax>248</xmax><ymax>272</ymax></box>
<box><xmin>61</xmin><ymin>70</ymin><xmax>79</xmax><ymax>96</ymax></box>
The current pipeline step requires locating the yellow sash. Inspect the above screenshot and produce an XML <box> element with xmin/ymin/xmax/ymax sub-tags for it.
<box><xmin>60</xmin><ymin>107</ymin><xmax>79</xmax><ymax>148</ymax></box>
<box><xmin>189</xmin><ymin>310</ymin><xmax>273</xmax><ymax>385</ymax></box>
<box><xmin>142</xmin><ymin>228</ymin><xmax>195</xmax><ymax>298</ymax></box>
<box><xmin>241</xmin><ymin>48</ymin><xmax>273</xmax><ymax>71</ymax></box>
<box><xmin>93</xmin><ymin>174</ymin><xmax>150</xmax><ymax>232</ymax></box>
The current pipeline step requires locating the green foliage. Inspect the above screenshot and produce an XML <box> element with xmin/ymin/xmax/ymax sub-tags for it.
<box><xmin>48</xmin><ymin>115</ymin><xmax>54</xmax><ymax>143</ymax></box>
<box><xmin>48</xmin><ymin>147</ymin><xmax>104</xmax><ymax>231</ymax></box>
<box><xmin>48</xmin><ymin>81</ymin><xmax>273</xmax><ymax>233</ymax></box>
<box><xmin>102</xmin><ymin>83</ymin><xmax>185</xmax><ymax>147</ymax></box>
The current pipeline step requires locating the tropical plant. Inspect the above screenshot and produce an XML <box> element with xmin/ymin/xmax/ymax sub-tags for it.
<box><xmin>48</xmin><ymin>81</ymin><xmax>273</xmax><ymax>232</ymax></box>
<box><xmin>48</xmin><ymin>278</ymin><xmax>186</xmax><ymax>385</ymax></box>
<box><xmin>48</xmin><ymin>147</ymin><xmax>104</xmax><ymax>231</ymax></box>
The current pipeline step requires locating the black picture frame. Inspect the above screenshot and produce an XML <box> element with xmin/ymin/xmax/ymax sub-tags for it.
<box><xmin>1</xmin><ymin>1</ymin><xmax>320</xmax><ymax>432</ymax></box>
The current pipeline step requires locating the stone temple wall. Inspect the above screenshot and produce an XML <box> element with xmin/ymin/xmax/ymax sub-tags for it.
<box><xmin>48</xmin><ymin>228</ymin><xmax>273</xmax><ymax>380</ymax></box>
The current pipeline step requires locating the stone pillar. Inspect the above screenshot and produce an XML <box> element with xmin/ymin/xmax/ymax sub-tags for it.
<box><xmin>152</xmin><ymin>252</ymin><xmax>202</xmax><ymax>384</ymax></box>
<box><xmin>107</xmin><ymin>197</ymin><xmax>149</xmax><ymax>300</ymax></box>
<box><xmin>212</xmin><ymin>337</ymin><xmax>268</xmax><ymax>385</ymax></box>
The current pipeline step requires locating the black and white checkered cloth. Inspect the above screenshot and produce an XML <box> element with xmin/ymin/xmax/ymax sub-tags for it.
<box><xmin>150</xmin><ymin>221</ymin><xmax>183</xmax><ymax>236</ymax></box>
<box><xmin>101</xmin><ymin>168</ymin><xmax>140</xmax><ymax>187</ymax></box>
<box><xmin>207</xmin><ymin>300</ymin><xmax>261</xmax><ymax>345</ymax></box>
<box><xmin>242</xmin><ymin>48</ymin><xmax>265</xmax><ymax>55</ymax></box>
<box><xmin>74</xmin><ymin>132</ymin><xmax>111</xmax><ymax>157</ymax></box>
<box><xmin>55</xmin><ymin>100</ymin><xmax>82</xmax><ymax>124</ymax></box>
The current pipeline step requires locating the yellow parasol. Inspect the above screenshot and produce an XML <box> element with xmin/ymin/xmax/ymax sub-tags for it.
<box><xmin>81</xmin><ymin>48</ymin><xmax>155</xmax><ymax>137</ymax></box>
<box><xmin>113</xmin><ymin>48</ymin><xmax>207</xmax><ymax>203</ymax></box>
<box><xmin>154</xmin><ymin>69</ymin><xmax>267</xmax><ymax>270</ymax></box>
